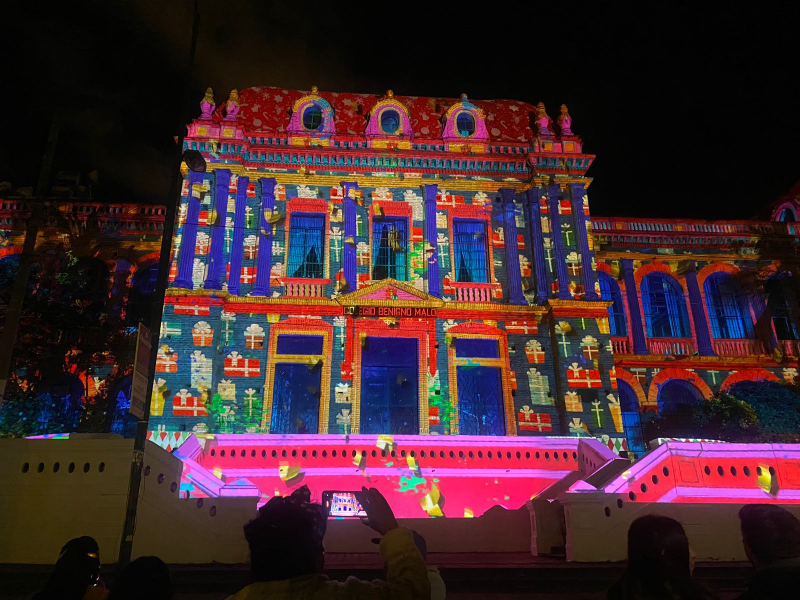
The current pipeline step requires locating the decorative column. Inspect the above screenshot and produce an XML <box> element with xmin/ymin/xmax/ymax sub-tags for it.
<box><xmin>500</xmin><ymin>188</ymin><xmax>527</xmax><ymax>305</ymax></box>
<box><xmin>203</xmin><ymin>169</ymin><xmax>231</xmax><ymax>290</ymax></box>
<box><xmin>548</xmin><ymin>184</ymin><xmax>572</xmax><ymax>300</ymax></box>
<box><xmin>250</xmin><ymin>177</ymin><xmax>276</xmax><ymax>296</ymax></box>
<box><xmin>525</xmin><ymin>189</ymin><xmax>548</xmax><ymax>304</ymax></box>
<box><xmin>621</xmin><ymin>258</ymin><xmax>648</xmax><ymax>354</ymax></box>
<box><xmin>424</xmin><ymin>184</ymin><xmax>440</xmax><ymax>297</ymax></box>
<box><xmin>174</xmin><ymin>171</ymin><xmax>204</xmax><ymax>289</ymax></box>
<box><xmin>684</xmin><ymin>262</ymin><xmax>715</xmax><ymax>356</ymax></box>
<box><xmin>570</xmin><ymin>183</ymin><xmax>598</xmax><ymax>300</ymax></box>
<box><xmin>227</xmin><ymin>176</ymin><xmax>249</xmax><ymax>296</ymax></box>
<box><xmin>342</xmin><ymin>181</ymin><xmax>359</xmax><ymax>293</ymax></box>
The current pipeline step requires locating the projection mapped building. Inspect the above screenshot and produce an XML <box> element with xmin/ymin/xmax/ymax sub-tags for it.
<box><xmin>145</xmin><ymin>86</ymin><xmax>799</xmax><ymax>516</ymax></box>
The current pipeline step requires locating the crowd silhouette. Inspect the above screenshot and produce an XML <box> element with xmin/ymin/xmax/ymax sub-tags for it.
<box><xmin>32</xmin><ymin>490</ymin><xmax>800</xmax><ymax>600</ymax></box>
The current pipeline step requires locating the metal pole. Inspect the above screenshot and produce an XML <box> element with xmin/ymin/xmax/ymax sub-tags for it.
<box><xmin>117</xmin><ymin>0</ymin><xmax>200</xmax><ymax>566</ymax></box>
<box><xmin>0</xmin><ymin>118</ymin><xmax>59</xmax><ymax>406</ymax></box>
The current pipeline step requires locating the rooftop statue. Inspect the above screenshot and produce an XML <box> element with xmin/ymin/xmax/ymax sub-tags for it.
<box><xmin>224</xmin><ymin>89</ymin><xmax>240</xmax><ymax>121</ymax></box>
<box><xmin>558</xmin><ymin>104</ymin><xmax>573</xmax><ymax>136</ymax></box>
<box><xmin>535</xmin><ymin>102</ymin><xmax>554</xmax><ymax>137</ymax></box>
<box><xmin>200</xmin><ymin>87</ymin><xmax>215</xmax><ymax>120</ymax></box>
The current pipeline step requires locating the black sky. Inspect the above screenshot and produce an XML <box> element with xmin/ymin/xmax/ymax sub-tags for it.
<box><xmin>2</xmin><ymin>1</ymin><xmax>799</xmax><ymax>219</ymax></box>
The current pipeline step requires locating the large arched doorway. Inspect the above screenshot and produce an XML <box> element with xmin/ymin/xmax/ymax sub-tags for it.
<box><xmin>656</xmin><ymin>379</ymin><xmax>704</xmax><ymax>436</ymax></box>
<box><xmin>618</xmin><ymin>380</ymin><xmax>645</xmax><ymax>454</ymax></box>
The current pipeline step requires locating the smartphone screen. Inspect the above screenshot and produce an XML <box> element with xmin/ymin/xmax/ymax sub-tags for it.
<box><xmin>323</xmin><ymin>491</ymin><xmax>367</xmax><ymax>518</ymax></box>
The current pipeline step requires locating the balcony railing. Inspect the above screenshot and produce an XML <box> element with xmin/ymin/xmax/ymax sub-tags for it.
<box><xmin>712</xmin><ymin>339</ymin><xmax>766</xmax><ymax>357</ymax></box>
<box><xmin>646</xmin><ymin>337</ymin><xmax>695</xmax><ymax>356</ymax></box>
<box><xmin>611</xmin><ymin>337</ymin><xmax>630</xmax><ymax>354</ymax></box>
<box><xmin>452</xmin><ymin>282</ymin><xmax>494</xmax><ymax>303</ymax></box>
<box><xmin>282</xmin><ymin>278</ymin><xmax>328</xmax><ymax>298</ymax></box>
<box><xmin>778</xmin><ymin>340</ymin><xmax>800</xmax><ymax>358</ymax></box>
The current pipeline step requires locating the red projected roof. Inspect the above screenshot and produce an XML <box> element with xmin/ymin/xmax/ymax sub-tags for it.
<box><xmin>232</xmin><ymin>86</ymin><xmax>537</xmax><ymax>143</ymax></box>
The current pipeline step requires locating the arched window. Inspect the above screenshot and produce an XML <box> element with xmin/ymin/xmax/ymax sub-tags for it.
<box><xmin>779</xmin><ymin>207</ymin><xmax>797</xmax><ymax>222</ymax></box>
<box><xmin>766</xmin><ymin>276</ymin><xmax>800</xmax><ymax>340</ymax></box>
<box><xmin>380</xmin><ymin>110</ymin><xmax>400</xmax><ymax>134</ymax></box>
<box><xmin>456</xmin><ymin>112</ymin><xmax>475</xmax><ymax>137</ymax></box>
<box><xmin>704</xmin><ymin>272</ymin><xmax>753</xmax><ymax>339</ymax></box>
<box><xmin>598</xmin><ymin>273</ymin><xmax>627</xmax><ymax>337</ymax></box>
<box><xmin>302</xmin><ymin>105</ymin><xmax>323</xmax><ymax>130</ymax></box>
<box><xmin>641</xmin><ymin>273</ymin><xmax>690</xmax><ymax>338</ymax></box>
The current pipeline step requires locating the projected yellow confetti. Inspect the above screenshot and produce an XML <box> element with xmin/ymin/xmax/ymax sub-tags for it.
<box><xmin>757</xmin><ymin>464</ymin><xmax>779</xmax><ymax>496</ymax></box>
<box><xmin>376</xmin><ymin>435</ymin><xmax>394</xmax><ymax>451</ymax></box>
<box><xmin>464</xmin><ymin>508</ymin><xmax>474</xmax><ymax>518</ymax></box>
<box><xmin>279</xmin><ymin>464</ymin><xmax>304</xmax><ymax>486</ymax></box>
<box><xmin>420</xmin><ymin>484</ymin><xmax>444</xmax><ymax>517</ymax></box>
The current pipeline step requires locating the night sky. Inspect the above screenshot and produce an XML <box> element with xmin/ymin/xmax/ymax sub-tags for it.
<box><xmin>2</xmin><ymin>1</ymin><xmax>799</xmax><ymax>219</ymax></box>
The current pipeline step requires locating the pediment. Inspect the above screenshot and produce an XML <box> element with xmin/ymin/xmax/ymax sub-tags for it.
<box><xmin>336</xmin><ymin>278</ymin><xmax>444</xmax><ymax>307</ymax></box>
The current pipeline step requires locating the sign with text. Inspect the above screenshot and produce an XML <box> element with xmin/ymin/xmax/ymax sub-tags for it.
<box><xmin>355</xmin><ymin>306</ymin><xmax>437</xmax><ymax>318</ymax></box>
<box><xmin>129</xmin><ymin>324</ymin><xmax>152</xmax><ymax>420</ymax></box>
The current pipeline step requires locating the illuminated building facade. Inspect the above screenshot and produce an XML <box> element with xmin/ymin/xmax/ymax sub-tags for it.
<box><xmin>139</xmin><ymin>87</ymin><xmax>800</xmax><ymax>515</ymax></box>
<box><xmin>4</xmin><ymin>87</ymin><xmax>800</xmax><ymax>519</ymax></box>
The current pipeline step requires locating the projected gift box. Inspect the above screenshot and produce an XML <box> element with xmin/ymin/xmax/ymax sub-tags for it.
<box><xmin>224</xmin><ymin>352</ymin><xmax>261</xmax><ymax>377</ymax></box>
<box><xmin>172</xmin><ymin>389</ymin><xmax>207</xmax><ymax>417</ymax></box>
<box><xmin>192</xmin><ymin>321</ymin><xmax>213</xmax><ymax>346</ymax></box>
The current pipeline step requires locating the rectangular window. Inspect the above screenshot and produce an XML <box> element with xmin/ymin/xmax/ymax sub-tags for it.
<box><xmin>276</xmin><ymin>334</ymin><xmax>324</xmax><ymax>355</ymax></box>
<box><xmin>452</xmin><ymin>220</ymin><xmax>488</xmax><ymax>283</ymax></box>
<box><xmin>287</xmin><ymin>214</ymin><xmax>325</xmax><ymax>278</ymax></box>
<box><xmin>372</xmin><ymin>217</ymin><xmax>407</xmax><ymax>281</ymax></box>
<box><xmin>454</xmin><ymin>338</ymin><xmax>500</xmax><ymax>359</ymax></box>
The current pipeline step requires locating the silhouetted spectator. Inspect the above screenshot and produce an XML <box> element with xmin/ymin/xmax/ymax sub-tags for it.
<box><xmin>227</xmin><ymin>485</ymin><xmax>430</xmax><ymax>599</ymax></box>
<box><xmin>737</xmin><ymin>504</ymin><xmax>800</xmax><ymax>600</ymax></box>
<box><xmin>607</xmin><ymin>515</ymin><xmax>717</xmax><ymax>600</ymax></box>
<box><xmin>108</xmin><ymin>556</ymin><xmax>172</xmax><ymax>600</ymax></box>
<box><xmin>411</xmin><ymin>531</ymin><xmax>446</xmax><ymax>600</ymax></box>
<box><xmin>33</xmin><ymin>536</ymin><xmax>107</xmax><ymax>600</ymax></box>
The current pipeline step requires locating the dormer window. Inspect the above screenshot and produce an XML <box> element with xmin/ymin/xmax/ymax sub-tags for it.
<box><xmin>287</xmin><ymin>86</ymin><xmax>336</xmax><ymax>136</ymax></box>
<box><xmin>456</xmin><ymin>112</ymin><xmax>476</xmax><ymax>137</ymax></box>
<box><xmin>303</xmin><ymin>105</ymin><xmax>323</xmax><ymax>130</ymax></box>
<box><xmin>365</xmin><ymin>91</ymin><xmax>412</xmax><ymax>141</ymax></box>
<box><xmin>442</xmin><ymin>94</ymin><xmax>488</xmax><ymax>145</ymax></box>
<box><xmin>381</xmin><ymin>110</ymin><xmax>401</xmax><ymax>134</ymax></box>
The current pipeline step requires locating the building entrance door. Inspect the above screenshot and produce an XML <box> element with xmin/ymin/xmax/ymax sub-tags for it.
<box><xmin>360</xmin><ymin>336</ymin><xmax>418</xmax><ymax>434</ymax></box>
<box><xmin>457</xmin><ymin>365</ymin><xmax>506</xmax><ymax>436</ymax></box>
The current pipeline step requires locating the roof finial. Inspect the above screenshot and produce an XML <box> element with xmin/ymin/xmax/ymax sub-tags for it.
<box><xmin>224</xmin><ymin>89</ymin><xmax>240</xmax><ymax>121</ymax></box>
<box><xmin>311</xmin><ymin>85</ymin><xmax>319</xmax><ymax>94</ymax></box>
<box><xmin>460</xmin><ymin>93</ymin><xmax>468</xmax><ymax>101</ymax></box>
<box><xmin>386</xmin><ymin>89</ymin><xmax>394</xmax><ymax>98</ymax></box>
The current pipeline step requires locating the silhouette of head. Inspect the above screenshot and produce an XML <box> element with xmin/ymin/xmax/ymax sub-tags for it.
<box><xmin>244</xmin><ymin>486</ymin><xmax>327</xmax><ymax>581</ymax></box>
<box><xmin>108</xmin><ymin>556</ymin><xmax>172</xmax><ymax>600</ymax></box>
<box><xmin>739</xmin><ymin>504</ymin><xmax>800</xmax><ymax>565</ymax></box>
<box><xmin>625</xmin><ymin>515</ymin><xmax>695</xmax><ymax>597</ymax></box>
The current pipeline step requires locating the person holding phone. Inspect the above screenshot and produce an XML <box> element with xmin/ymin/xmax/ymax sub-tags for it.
<box><xmin>228</xmin><ymin>485</ymin><xmax>430</xmax><ymax>599</ymax></box>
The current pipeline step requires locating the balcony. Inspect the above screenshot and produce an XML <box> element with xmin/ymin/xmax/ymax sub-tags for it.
<box><xmin>282</xmin><ymin>278</ymin><xmax>329</xmax><ymax>298</ymax></box>
<box><xmin>712</xmin><ymin>339</ymin><xmax>766</xmax><ymax>357</ymax></box>
<box><xmin>610</xmin><ymin>337</ymin><xmax>630</xmax><ymax>354</ymax></box>
<box><xmin>452</xmin><ymin>282</ymin><xmax>494</xmax><ymax>303</ymax></box>
<box><xmin>778</xmin><ymin>340</ymin><xmax>800</xmax><ymax>358</ymax></box>
<box><xmin>646</xmin><ymin>337</ymin><xmax>695</xmax><ymax>356</ymax></box>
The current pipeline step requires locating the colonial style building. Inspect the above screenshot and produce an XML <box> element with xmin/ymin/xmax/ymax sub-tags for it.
<box><xmin>3</xmin><ymin>87</ymin><xmax>799</xmax><ymax>463</ymax></box>
<box><xmin>144</xmin><ymin>85</ymin><xmax>800</xmax><ymax>460</ymax></box>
